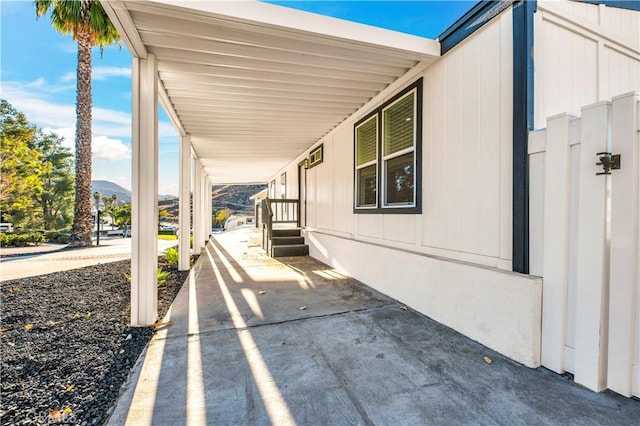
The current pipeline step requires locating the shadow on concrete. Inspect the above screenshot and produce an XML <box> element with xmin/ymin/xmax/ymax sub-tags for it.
<box><xmin>108</xmin><ymin>228</ymin><xmax>640</xmax><ymax>425</ymax></box>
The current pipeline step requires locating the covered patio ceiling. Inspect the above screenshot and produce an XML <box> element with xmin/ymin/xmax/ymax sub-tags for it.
<box><xmin>102</xmin><ymin>0</ymin><xmax>441</xmax><ymax>184</ymax></box>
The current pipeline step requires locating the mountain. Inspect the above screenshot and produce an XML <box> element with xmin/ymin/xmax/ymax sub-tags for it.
<box><xmin>91</xmin><ymin>180</ymin><xmax>131</xmax><ymax>203</ymax></box>
<box><xmin>91</xmin><ymin>180</ymin><xmax>266</xmax><ymax>215</ymax></box>
<box><xmin>212</xmin><ymin>184</ymin><xmax>267</xmax><ymax>214</ymax></box>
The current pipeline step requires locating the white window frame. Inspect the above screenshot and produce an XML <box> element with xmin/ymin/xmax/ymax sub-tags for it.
<box><xmin>352</xmin><ymin>78</ymin><xmax>422</xmax><ymax>215</ymax></box>
<box><xmin>381</xmin><ymin>89</ymin><xmax>417</xmax><ymax>208</ymax></box>
<box><xmin>354</xmin><ymin>115</ymin><xmax>378</xmax><ymax>209</ymax></box>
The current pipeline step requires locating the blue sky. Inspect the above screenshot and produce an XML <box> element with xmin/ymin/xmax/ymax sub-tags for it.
<box><xmin>0</xmin><ymin>0</ymin><xmax>474</xmax><ymax>195</ymax></box>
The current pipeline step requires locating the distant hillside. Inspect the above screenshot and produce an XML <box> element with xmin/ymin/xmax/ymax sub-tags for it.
<box><xmin>91</xmin><ymin>180</ymin><xmax>131</xmax><ymax>203</ymax></box>
<box><xmin>212</xmin><ymin>184</ymin><xmax>266</xmax><ymax>214</ymax></box>
<box><xmin>90</xmin><ymin>180</ymin><xmax>265</xmax><ymax>216</ymax></box>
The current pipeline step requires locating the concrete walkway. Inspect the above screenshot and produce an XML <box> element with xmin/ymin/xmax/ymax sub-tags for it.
<box><xmin>108</xmin><ymin>228</ymin><xmax>639</xmax><ymax>425</ymax></box>
<box><xmin>0</xmin><ymin>238</ymin><xmax>178</xmax><ymax>281</ymax></box>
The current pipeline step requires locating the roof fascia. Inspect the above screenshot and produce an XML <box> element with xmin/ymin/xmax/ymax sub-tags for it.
<box><xmin>158</xmin><ymin>81</ymin><xmax>187</xmax><ymax>137</ymax></box>
<box><xmin>573</xmin><ymin>0</ymin><xmax>640</xmax><ymax>11</ymax></box>
<box><xmin>145</xmin><ymin>0</ymin><xmax>440</xmax><ymax>59</ymax></box>
<box><xmin>100</xmin><ymin>0</ymin><xmax>147</xmax><ymax>58</ymax></box>
<box><xmin>438</xmin><ymin>0</ymin><xmax>515</xmax><ymax>55</ymax></box>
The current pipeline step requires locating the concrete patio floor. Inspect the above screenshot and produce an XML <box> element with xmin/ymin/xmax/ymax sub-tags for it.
<box><xmin>107</xmin><ymin>227</ymin><xmax>640</xmax><ymax>425</ymax></box>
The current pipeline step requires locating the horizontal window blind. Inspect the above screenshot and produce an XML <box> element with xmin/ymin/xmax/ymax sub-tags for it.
<box><xmin>356</xmin><ymin>116</ymin><xmax>377</xmax><ymax>166</ymax></box>
<box><xmin>383</xmin><ymin>92</ymin><xmax>414</xmax><ymax>156</ymax></box>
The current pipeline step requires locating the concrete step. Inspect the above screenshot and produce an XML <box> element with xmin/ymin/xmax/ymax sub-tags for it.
<box><xmin>272</xmin><ymin>244</ymin><xmax>309</xmax><ymax>257</ymax></box>
<box><xmin>272</xmin><ymin>228</ymin><xmax>301</xmax><ymax>238</ymax></box>
<box><xmin>272</xmin><ymin>236</ymin><xmax>305</xmax><ymax>245</ymax></box>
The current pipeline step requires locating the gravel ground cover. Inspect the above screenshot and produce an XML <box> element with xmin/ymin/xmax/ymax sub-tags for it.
<box><xmin>1</xmin><ymin>257</ymin><xmax>191</xmax><ymax>425</ymax></box>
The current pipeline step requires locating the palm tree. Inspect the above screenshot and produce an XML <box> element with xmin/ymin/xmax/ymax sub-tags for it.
<box><xmin>35</xmin><ymin>0</ymin><xmax>119</xmax><ymax>247</ymax></box>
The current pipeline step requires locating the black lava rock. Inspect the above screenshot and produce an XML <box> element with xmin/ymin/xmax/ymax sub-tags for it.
<box><xmin>1</xmin><ymin>258</ymin><xmax>189</xmax><ymax>425</ymax></box>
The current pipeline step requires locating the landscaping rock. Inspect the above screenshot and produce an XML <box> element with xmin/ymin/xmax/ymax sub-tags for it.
<box><xmin>0</xmin><ymin>258</ymin><xmax>189</xmax><ymax>425</ymax></box>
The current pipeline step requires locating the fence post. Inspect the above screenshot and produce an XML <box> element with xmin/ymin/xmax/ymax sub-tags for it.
<box><xmin>573</xmin><ymin>101</ymin><xmax>611</xmax><ymax>392</ymax></box>
<box><xmin>541</xmin><ymin>113</ymin><xmax>575</xmax><ymax>373</ymax></box>
<box><xmin>607</xmin><ymin>92</ymin><xmax>640</xmax><ymax>397</ymax></box>
<box><xmin>528</xmin><ymin>129</ymin><xmax>547</xmax><ymax>277</ymax></box>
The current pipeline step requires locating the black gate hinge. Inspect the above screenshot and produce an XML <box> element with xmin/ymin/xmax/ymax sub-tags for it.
<box><xmin>596</xmin><ymin>152</ymin><xmax>621</xmax><ymax>176</ymax></box>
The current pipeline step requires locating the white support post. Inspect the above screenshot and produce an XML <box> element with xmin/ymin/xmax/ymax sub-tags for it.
<box><xmin>541</xmin><ymin>113</ymin><xmax>574</xmax><ymax>373</ymax></box>
<box><xmin>608</xmin><ymin>93</ymin><xmax>640</xmax><ymax>397</ymax></box>
<box><xmin>193</xmin><ymin>162</ymin><xmax>205</xmax><ymax>253</ymax></box>
<box><xmin>574</xmin><ymin>101</ymin><xmax>611</xmax><ymax>392</ymax></box>
<box><xmin>131</xmin><ymin>54</ymin><xmax>158</xmax><ymax>326</ymax></box>
<box><xmin>206</xmin><ymin>178</ymin><xmax>212</xmax><ymax>242</ymax></box>
<box><xmin>178</xmin><ymin>135</ymin><xmax>191</xmax><ymax>271</ymax></box>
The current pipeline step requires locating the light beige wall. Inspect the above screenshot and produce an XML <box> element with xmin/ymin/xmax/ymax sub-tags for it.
<box><xmin>272</xmin><ymin>7</ymin><xmax>515</xmax><ymax>270</ymax></box>
<box><xmin>534</xmin><ymin>0</ymin><xmax>640</xmax><ymax>128</ymax></box>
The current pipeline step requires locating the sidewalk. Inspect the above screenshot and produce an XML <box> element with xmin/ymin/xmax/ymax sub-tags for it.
<box><xmin>0</xmin><ymin>238</ymin><xmax>178</xmax><ymax>282</ymax></box>
<box><xmin>107</xmin><ymin>227</ymin><xmax>639</xmax><ymax>425</ymax></box>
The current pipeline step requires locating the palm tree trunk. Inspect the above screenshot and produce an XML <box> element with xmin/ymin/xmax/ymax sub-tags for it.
<box><xmin>68</xmin><ymin>28</ymin><xmax>94</xmax><ymax>247</ymax></box>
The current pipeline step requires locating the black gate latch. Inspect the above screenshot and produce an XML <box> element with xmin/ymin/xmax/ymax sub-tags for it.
<box><xmin>596</xmin><ymin>152</ymin><xmax>621</xmax><ymax>175</ymax></box>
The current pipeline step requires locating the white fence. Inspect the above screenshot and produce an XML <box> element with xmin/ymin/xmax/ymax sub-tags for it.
<box><xmin>529</xmin><ymin>92</ymin><xmax>639</xmax><ymax>397</ymax></box>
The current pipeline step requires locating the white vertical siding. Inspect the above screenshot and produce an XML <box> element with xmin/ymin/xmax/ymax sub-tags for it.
<box><xmin>314</xmin><ymin>136</ymin><xmax>333</xmax><ymax>231</ymax></box>
<box><xmin>331</xmin><ymin>125</ymin><xmax>356</xmax><ymax>235</ymax></box>
<box><xmin>421</xmin><ymin>9</ymin><xmax>512</xmax><ymax>263</ymax></box>
<box><xmin>534</xmin><ymin>1</ymin><xmax>640</xmax><ymax>128</ymax></box>
<box><xmin>264</xmin><ymin>5</ymin><xmax>544</xmax><ymax>366</ymax></box>
<box><xmin>269</xmin><ymin>7</ymin><xmax>514</xmax><ymax>270</ymax></box>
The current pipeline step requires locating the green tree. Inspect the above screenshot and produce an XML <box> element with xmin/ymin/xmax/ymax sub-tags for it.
<box><xmin>34</xmin><ymin>131</ymin><xmax>74</xmax><ymax>230</ymax></box>
<box><xmin>36</xmin><ymin>0</ymin><xmax>120</xmax><ymax>247</ymax></box>
<box><xmin>1</xmin><ymin>100</ymin><xmax>76</xmax><ymax>231</ymax></box>
<box><xmin>0</xmin><ymin>100</ymin><xmax>44</xmax><ymax>229</ymax></box>
<box><xmin>114</xmin><ymin>203</ymin><xmax>131</xmax><ymax>230</ymax></box>
<box><xmin>101</xmin><ymin>193</ymin><xmax>117</xmax><ymax>226</ymax></box>
<box><xmin>214</xmin><ymin>208</ymin><xmax>232</xmax><ymax>228</ymax></box>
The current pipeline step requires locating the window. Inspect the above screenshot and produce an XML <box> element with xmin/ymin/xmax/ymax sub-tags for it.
<box><xmin>269</xmin><ymin>180</ymin><xmax>276</xmax><ymax>198</ymax></box>
<box><xmin>355</xmin><ymin>116</ymin><xmax>378</xmax><ymax>208</ymax></box>
<box><xmin>280</xmin><ymin>172</ymin><xmax>286</xmax><ymax>198</ymax></box>
<box><xmin>309</xmin><ymin>144</ymin><xmax>324</xmax><ymax>168</ymax></box>
<box><xmin>354</xmin><ymin>79</ymin><xmax>422</xmax><ymax>213</ymax></box>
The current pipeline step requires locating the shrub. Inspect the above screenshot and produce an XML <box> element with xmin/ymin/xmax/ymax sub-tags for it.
<box><xmin>125</xmin><ymin>268</ymin><xmax>170</xmax><ymax>287</ymax></box>
<box><xmin>157</xmin><ymin>268</ymin><xmax>169</xmax><ymax>287</ymax></box>
<box><xmin>45</xmin><ymin>230</ymin><xmax>71</xmax><ymax>244</ymax></box>
<box><xmin>164</xmin><ymin>247</ymin><xmax>179</xmax><ymax>267</ymax></box>
<box><xmin>0</xmin><ymin>232</ymin><xmax>44</xmax><ymax>247</ymax></box>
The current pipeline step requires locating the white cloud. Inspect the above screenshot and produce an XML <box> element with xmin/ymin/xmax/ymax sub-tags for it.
<box><xmin>93</xmin><ymin>106</ymin><xmax>131</xmax><ymax>125</ymax></box>
<box><xmin>42</xmin><ymin>127</ymin><xmax>131</xmax><ymax>161</ymax></box>
<box><xmin>93</xmin><ymin>66</ymin><xmax>130</xmax><ymax>80</ymax></box>
<box><xmin>61</xmin><ymin>67</ymin><xmax>130</xmax><ymax>83</ymax></box>
<box><xmin>3</xmin><ymin>77</ymin><xmax>174</xmax><ymax>161</ymax></box>
<box><xmin>93</xmin><ymin>136</ymin><xmax>131</xmax><ymax>161</ymax></box>
<box><xmin>60</xmin><ymin>72</ymin><xmax>75</xmax><ymax>82</ymax></box>
<box><xmin>159</xmin><ymin>121</ymin><xmax>178</xmax><ymax>138</ymax></box>
<box><xmin>42</xmin><ymin>127</ymin><xmax>75</xmax><ymax>150</ymax></box>
<box><xmin>25</xmin><ymin>77</ymin><xmax>47</xmax><ymax>88</ymax></box>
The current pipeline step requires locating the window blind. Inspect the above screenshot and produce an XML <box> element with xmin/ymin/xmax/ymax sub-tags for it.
<box><xmin>356</xmin><ymin>116</ymin><xmax>377</xmax><ymax>166</ymax></box>
<box><xmin>383</xmin><ymin>92</ymin><xmax>414</xmax><ymax>156</ymax></box>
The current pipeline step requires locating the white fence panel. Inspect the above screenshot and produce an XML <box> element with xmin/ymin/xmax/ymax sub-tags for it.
<box><xmin>540</xmin><ymin>113</ymin><xmax>574</xmax><ymax>374</ymax></box>
<box><xmin>573</xmin><ymin>102</ymin><xmax>610</xmax><ymax>392</ymax></box>
<box><xmin>530</xmin><ymin>92</ymin><xmax>640</xmax><ymax>397</ymax></box>
<box><xmin>608</xmin><ymin>92</ymin><xmax>640</xmax><ymax>398</ymax></box>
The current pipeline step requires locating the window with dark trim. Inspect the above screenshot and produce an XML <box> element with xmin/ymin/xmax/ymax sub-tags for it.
<box><xmin>280</xmin><ymin>172</ymin><xmax>286</xmax><ymax>198</ymax></box>
<box><xmin>354</xmin><ymin>78</ymin><xmax>422</xmax><ymax>214</ymax></box>
<box><xmin>309</xmin><ymin>144</ymin><xmax>323</xmax><ymax>168</ymax></box>
<box><xmin>269</xmin><ymin>179</ymin><xmax>276</xmax><ymax>198</ymax></box>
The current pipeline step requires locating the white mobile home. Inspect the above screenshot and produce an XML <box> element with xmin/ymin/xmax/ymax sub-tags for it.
<box><xmin>103</xmin><ymin>0</ymin><xmax>640</xmax><ymax>397</ymax></box>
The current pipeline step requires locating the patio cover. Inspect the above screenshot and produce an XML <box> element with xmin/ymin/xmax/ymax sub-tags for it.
<box><xmin>100</xmin><ymin>0</ymin><xmax>441</xmax><ymax>325</ymax></box>
<box><xmin>101</xmin><ymin>0</ymin><xmax>441</xmax><ymax>184</ymax></box>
